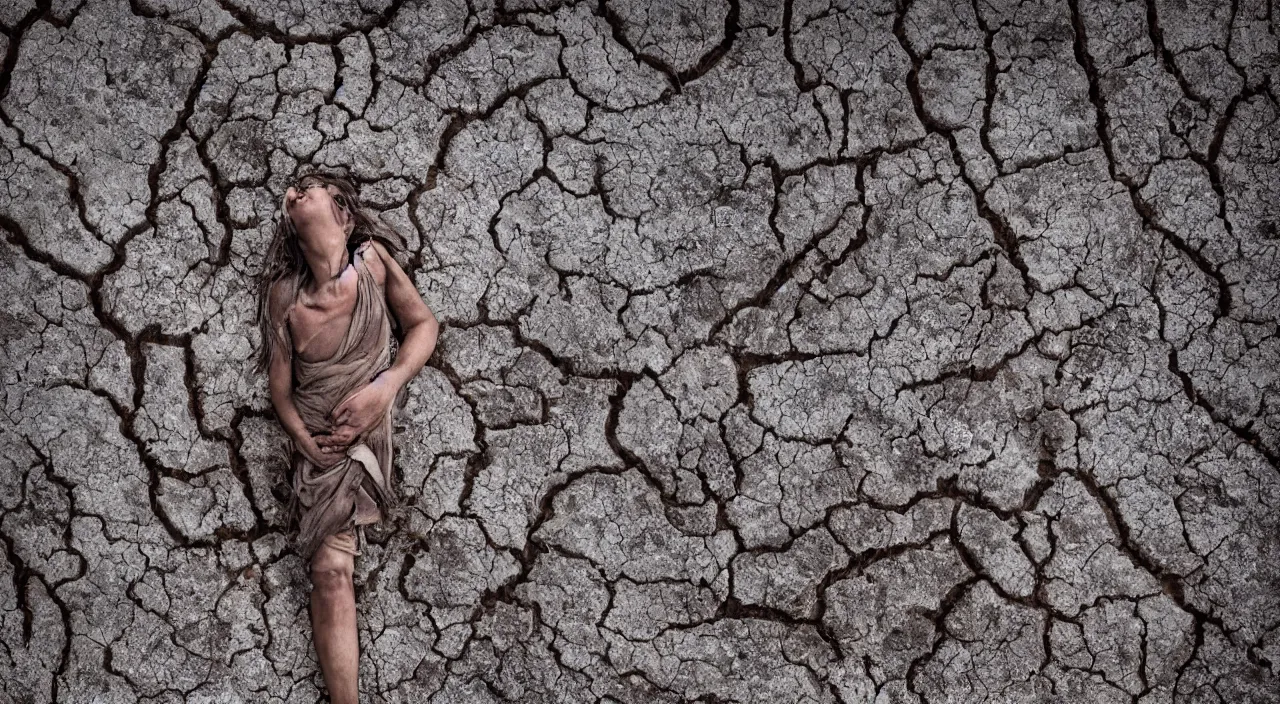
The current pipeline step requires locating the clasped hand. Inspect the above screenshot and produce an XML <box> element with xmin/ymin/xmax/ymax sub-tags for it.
<box><xmin>301</xmin><ymin>375</ymin><xmax>396</xmax><ymax>467</ymax></box>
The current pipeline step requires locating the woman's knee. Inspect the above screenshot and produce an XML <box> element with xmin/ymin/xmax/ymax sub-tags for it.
<box><xmin>309</xmin><ymin>546</ymin><xmax>354</xmax><ymax>593</ymax></box>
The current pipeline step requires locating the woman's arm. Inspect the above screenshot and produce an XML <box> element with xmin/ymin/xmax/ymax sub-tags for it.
<box><xmin>369</xmin><ymin>239</ymin><xmax>439</xmax><ymax>393</ymax></box>
<box><xmin>266</xmin><ymin>281</ymin><xmax>341</xmax><ymax>466</ymax></box>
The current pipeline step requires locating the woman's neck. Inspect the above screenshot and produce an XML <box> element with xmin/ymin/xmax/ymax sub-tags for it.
<box><xmin>300</xmin><ymin>228</ymin><xmax>350</xmax><ymax>294</ymax></box>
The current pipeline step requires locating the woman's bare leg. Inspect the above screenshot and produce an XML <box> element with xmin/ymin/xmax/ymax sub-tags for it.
<box><xmin>310</xmin><ymin>535</ymin><xmax>359</xmax><ymax>703</ymax></box>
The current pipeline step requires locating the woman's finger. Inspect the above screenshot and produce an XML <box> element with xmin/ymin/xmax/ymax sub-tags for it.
<box><xmin>317</xmin><ymin>432</ymin><xmax>339</xmax><ymax>446</ymax></box>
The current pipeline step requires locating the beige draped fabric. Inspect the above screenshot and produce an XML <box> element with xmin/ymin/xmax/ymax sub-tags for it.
<box><xmin>282</xmin><ymin>242</ymin><xmax>403</xmax><ymax>561</ymax></box>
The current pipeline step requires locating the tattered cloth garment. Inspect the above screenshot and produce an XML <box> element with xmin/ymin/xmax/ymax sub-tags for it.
<box><xmin>283</xmin><ymin>243</ymin><xmax>404</xmax><ymax>561</ymax></box>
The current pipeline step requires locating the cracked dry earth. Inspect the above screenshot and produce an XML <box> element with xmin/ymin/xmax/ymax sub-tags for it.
<box><xmin>0</xmin><ymin>0</ymin><xmax>1278</xmax><ymax>702</ymax></box>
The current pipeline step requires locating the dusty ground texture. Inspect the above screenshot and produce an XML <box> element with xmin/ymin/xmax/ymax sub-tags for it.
<box><xmin>1</xmin><ymin>0</ymin><xmax>1278</xmax><ymax>702</ymax></box>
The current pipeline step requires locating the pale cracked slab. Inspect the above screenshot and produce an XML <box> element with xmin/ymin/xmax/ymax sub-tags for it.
<box><xmin>1</xmin><ymin>0</ymin><xmax>1277</xmax><ymax>702</ymax></box>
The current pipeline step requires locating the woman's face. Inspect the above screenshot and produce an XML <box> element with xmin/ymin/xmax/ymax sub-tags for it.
<box><xmin>282</xmin><ymin>177</ymin><xmax>353</xmax><ymax>242</ymax></box>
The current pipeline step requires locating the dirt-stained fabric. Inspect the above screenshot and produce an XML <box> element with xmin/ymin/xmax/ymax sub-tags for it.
<box><xmin>322</xmin><ymin>528</ymin><xmax>361</xmax><ymax>557</ymax></box>
<box><xmin>282</xmin><ymin>241</ymin><xmax>404</xmax><ymax>561</ymax></box>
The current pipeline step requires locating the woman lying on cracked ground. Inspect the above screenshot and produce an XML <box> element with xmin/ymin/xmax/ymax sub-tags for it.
<box><xmin>254</xmin><ymin>170</ymin><xmax>439</xmax><ymax>704</ymax></box>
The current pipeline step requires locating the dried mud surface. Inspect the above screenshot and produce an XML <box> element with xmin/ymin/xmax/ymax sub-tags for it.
<box><xmin>1</xmin><ymin>0</ymin><xmax>1278</xmax><ymax>702</ymax></box>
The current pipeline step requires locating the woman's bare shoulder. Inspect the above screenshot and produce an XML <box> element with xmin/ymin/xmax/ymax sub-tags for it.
<box><xmin>359</xmin><ymin>239</ymin><xmax>390</xmax><ymax>289</ymax></box>
<box><xmin>268</xmin><ymin>277</ymin><xmax>296</xmax><ymax>324</ymax></box>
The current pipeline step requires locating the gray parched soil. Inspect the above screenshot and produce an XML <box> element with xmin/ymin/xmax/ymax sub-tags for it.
<box><xmin>1</xmin><ymin>0</ymin><xmax>1277</xmax><ymax>702</ymax></box>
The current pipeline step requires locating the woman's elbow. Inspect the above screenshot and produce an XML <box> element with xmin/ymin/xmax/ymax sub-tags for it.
<box><xmin>266</xmin><ymin>375</ymin><xmax>291</xmax><ymax>407</ymax></box>
<box><xmin>407</xmin><ymin>309</ymin><xmax>439</xmax><ymax>337</ymax></box>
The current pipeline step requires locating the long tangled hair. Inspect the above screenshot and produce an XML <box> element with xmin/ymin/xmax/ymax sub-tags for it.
<box><xmin>254</xmin><ymin>170</ymin><xmax>408</xmax><ymax>375</ymax></box>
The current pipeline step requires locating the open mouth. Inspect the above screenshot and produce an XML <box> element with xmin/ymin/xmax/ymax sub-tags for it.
<box><xmin>287</xmin><ymin>183</ymin><xmax>320</xmax><ymax>209</ymax></box>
